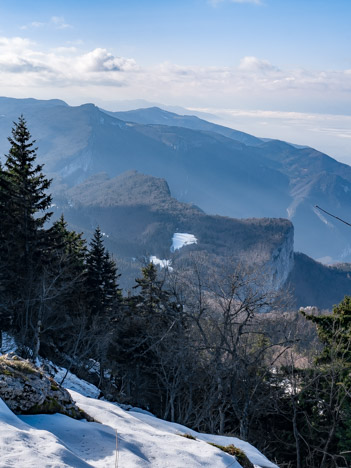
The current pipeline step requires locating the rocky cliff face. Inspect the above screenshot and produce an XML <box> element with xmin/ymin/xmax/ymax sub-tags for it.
<box><xmin>266</xmin><ymin>224</ymin><xmax>295</xmax><ymax>291</ymax></box>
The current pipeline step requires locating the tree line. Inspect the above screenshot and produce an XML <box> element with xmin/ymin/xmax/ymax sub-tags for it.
<box><xmin>0</xmin><ymin>117</ymin><xmax>350</xmax><ymax>467</ymax></box>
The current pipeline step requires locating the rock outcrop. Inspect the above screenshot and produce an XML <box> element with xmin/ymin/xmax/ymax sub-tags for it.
<box><xmin>266</xmin><ymin>223</ymin><xmax>294</xmax><ymax>291</ymax></box>
<box><xmin>0</xmin><ymin>354</ymin><xmax>92</xmax><ymax>420</ymax></box>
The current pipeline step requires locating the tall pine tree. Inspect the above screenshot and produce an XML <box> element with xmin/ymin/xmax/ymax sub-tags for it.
<box><xmin>86</xmin><ymin>226</ymin><xmax>120</xmax><ymax>322</ymax></box>
<box><xmin>0</xmin><ymin>116</ymin><xmax>52</xmax><ymax>348</ymax></box>
<box><xmin>34</xmin><ymin>215</ymin><xmax>88</xmax><ymax>358</ymax></box>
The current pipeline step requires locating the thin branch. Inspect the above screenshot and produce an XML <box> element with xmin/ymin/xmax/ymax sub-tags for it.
<box><xmin>315</xmin><ymin>205</ymin><xmax>351</xmax><ymax>227</ymax></box>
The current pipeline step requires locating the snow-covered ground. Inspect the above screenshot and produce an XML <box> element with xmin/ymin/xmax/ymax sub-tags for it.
<box><xmin>171</xmin><ymin>233</ymin><xmax>197</xmax><ymax>252</ymax></box>
<box><xmin>0</xmin><ymin>386</ymin><xmax>278</xmax><ymax>468</ymax></box>
<box><xmin>0</xmin><ymin>342</ymin><xmax>277</xmax><ymax>468</ymax></box>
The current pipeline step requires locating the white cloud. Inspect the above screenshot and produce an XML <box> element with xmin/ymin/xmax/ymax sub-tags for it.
<box><xmin>238</xmin><ymin>56</ymin><xmax>276</xmax><ymax>72</ymax></box>
<box><xmin>2</xmin><ymin>35</ymin><xmax>351</xmax><ymax>162</ymax></box>
<box><xmin>21</xmin><ymin>16</ymin><xmax>72</xmax><ymax>30</ymax></box>
<box><xmin>1</xmin><ymin>36</ymin><xmax>351</xmax><ymax>130</ymax></box>
<box><xmin>0</xmin><ymin>38</ymin><xmax>345</xmax><ymax>97</ymax></box>
<box><xmin>20</xmin><ymin>22</ymin><xmax>45</xmax><ymax>30</ymax></box>
<box><xmin>76</xmin><ymin>48</ymin><xmax>136</xmax><ymax>73</ymax></box>
<box><xmin>0</xmin><ymin>37</ymin><xmax>139</xmax><ymax>91</ymax></box>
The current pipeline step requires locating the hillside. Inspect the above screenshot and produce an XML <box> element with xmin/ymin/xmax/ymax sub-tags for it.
<box><xmin>105</xmin><ymin>106</ymin><xmax>263</xmax><ymax>146</ymax></box>
<box><xmin>55</xmin><ymin>170</ymin><xmax>294</xmax><ymax>291</ymax></box>
<box><xmin>1</xmin><ymin>97</ymin><xmax>351</xmax><ymax>263</ymax></box>
<box><xmin>287</xmin><ymin>253</ymin><xmax>351</xmax><ymax>309</ymax></box>
<box><xmin>58</xmin><ymin>170</ymin><xmax>351</xmax><ymax>308</ymax></box>
<box><xmin>0</xmin><ymin>347</ymin><xmax>277</xmax><ymax>468</ymax></box>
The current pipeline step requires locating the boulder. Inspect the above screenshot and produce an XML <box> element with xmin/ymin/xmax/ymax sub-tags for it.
<box><xmin>0</xmin><ymin>354</ymin><xmax>92</xmax><ymax>420</ymax></box>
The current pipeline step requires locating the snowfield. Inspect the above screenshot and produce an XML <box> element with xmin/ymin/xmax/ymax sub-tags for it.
<box><xmin>149</xmin><ymin>255</ymin><xmax>173</xmax><ymax>271</ymax></box>
<box><xmin>0</xmin><ymin>387</ymin><xmax>278</xmax><ymax>468</ymax></box>
<box><xmin>0</xmin><ymin>341</ymin><xmax>277</xmax><ymax>468</ymax></box>
<box><xmin>171</xmin><ymin>233</ymin><xmax>197</xmax><ymax>252</ymax></box>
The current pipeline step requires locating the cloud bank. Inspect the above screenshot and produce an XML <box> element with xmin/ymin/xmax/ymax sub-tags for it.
<box><xmin>0</xmin><ymin>37</ymin><xmax>350</xmax><ymax>111</ymax></box>
<box><xmin>1</xmin><ymin>35</ymin><xmax>351</xmax><ymax>161</ymax></box>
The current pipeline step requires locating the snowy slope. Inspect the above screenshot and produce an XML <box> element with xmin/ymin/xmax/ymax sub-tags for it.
<box><xmin>0</xmin><ymin>399</ymin><xmax>90</xmax><ymax>467</ymax></box>
<box><xmin>0</xmin><ymin>342</ymin><xmax>277</xmax><ymax>468</ymax></box>
<box><xmin>0</xmin><ymin>387</ymin><xmax>278</xmax><ymax>468</ymax></box>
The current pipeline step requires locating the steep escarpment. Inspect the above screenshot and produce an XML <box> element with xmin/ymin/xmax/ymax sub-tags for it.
<box><xmin>53</xmin><ymin>170</ymin><xmax>294</xmax><ymax>291</ymax></box>
<box><xmin>265</xmin><ymin>224</ymin><xmax>294</xmax><ymax>291</ymax></box>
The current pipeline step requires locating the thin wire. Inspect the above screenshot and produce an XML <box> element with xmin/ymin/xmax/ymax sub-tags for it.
<box><xmin>315</xmin><ymin>205</ymin><xmax>351</xmax><ymax>228</ymax></box>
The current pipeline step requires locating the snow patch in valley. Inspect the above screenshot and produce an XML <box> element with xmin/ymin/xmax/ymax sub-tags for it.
<box><xmin>171</xmin><ymin>232</ymin><xmax>197</xmax><ymax>252</ymax></box>
<box><xmin>150</xmin><ymin>255</ymin><xmax>173</xmax><ymax>270</ymax></box>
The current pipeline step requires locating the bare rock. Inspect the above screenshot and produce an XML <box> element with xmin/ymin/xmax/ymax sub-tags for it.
<box><xmin>0</xmin><ymin>354</ymin><xmax>92</xmax><ymax>420</ymax></box>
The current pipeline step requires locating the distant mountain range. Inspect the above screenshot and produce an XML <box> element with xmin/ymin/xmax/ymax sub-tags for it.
<box><xmin>0</xmin><ymin>97</ymin><xmax>350</xmax><ymax>263</ymax></box>
<box><xmin>0</xmin><ymin>96</ymin><xmax>350</xmax><ymax>307</ymax></box>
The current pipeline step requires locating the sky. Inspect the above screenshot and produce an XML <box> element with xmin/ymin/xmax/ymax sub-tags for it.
<box><xmin>1</xmin><ymin>0</ymin><xmax>351</xmax><ymax>162</ymax></box>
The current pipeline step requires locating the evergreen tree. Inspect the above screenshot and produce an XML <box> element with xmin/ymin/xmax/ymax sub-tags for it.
<box><xmin>133</xmin><ymin>263</ymin><xmax>173</xmax><ymax>318</ymax></box>
<box><xmin>303</xmin><ymin>296</ymin><xmax>351</xmax><ymax>363</ymax></box>
<box><xmin>0</xmin><ymin>162</ymin><xmax>14</xmax><ymax>344</ymax></box>
<box><xmin>86</xmin><ymin>226</ymin><xmax>120</xmax><ymax>322</ymax></box>
<box><xmin>111</xmin><ymin>263</ymin><xmax>181</xmax><ymax>408</ymax></box>
<box><xmin>300</xmin><ymin>298</ymin><xmax>351</xmax><ymax>466</ymax></box>
<box><xmin>0</xmin><ymin>116</ymin><xmax>52</xmax><ymax>347</ymax></box>
<box><xmin>36</xmin><ymin>215</ymin><xmax>88</xmax><ymax>357</ymax></box>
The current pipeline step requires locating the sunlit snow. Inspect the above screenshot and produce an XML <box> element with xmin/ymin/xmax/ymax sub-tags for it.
<box><xmin>150</xmin><ymin>255</ymin><xmax>173</xmax><ymax>270</ymax></box>
<box><xmin>0</xmin><ymin>388</ymin><xmax>278</xmax><ymax>468</ymax></box>
<box><xmin>0</xmin><ymin>348</ymin><xmax>278</xmax><ymax>468</ymax></box>
<box><xmin>0</xmin><ymin>363</ymin><xmax>278</xmax><ymax>468</ymax></box>
<box><xmin>171</xmin><ymin>233</ymin><xmax>197</xmax><ymax>252</ymax></box>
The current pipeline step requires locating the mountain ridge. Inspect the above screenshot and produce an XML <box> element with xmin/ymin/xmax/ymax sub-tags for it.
<box><xmin>0</xmin><ymin>97</ymin><xmax>351</xmax><ymax>265</ymax></box>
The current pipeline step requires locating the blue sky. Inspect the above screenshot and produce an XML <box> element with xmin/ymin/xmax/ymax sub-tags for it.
<box><xmin>1</xmin><ymin>0</ymin><xmax>351</xmax><ymax>161</ymax></box>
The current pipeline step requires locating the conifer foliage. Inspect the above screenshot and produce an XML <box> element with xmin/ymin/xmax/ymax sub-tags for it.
<box><xmin>0</xmin><ymin>116</ymin><xmax>53</xmax><ymax>344</ymax></box>
<box><xmin>86</xmin><ymin>226</ymin><xmax>121</xmax><ymax>322</ymax></box>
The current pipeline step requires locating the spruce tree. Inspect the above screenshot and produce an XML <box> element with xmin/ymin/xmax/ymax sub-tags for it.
<box><xmin>133</xmin><ymin>263</ymin><xmax>172</xmax><ymax>318</ymax></box>
<box><xmin>301</xmin><ymin>298</ymin><xmax>351</xmax><ymax>465</ymax></box>
<box><xmin>37</xmin><ymin>215</ymin><xmax>88</xmax><ymax>357</ymax></box>
<box><xmin>86</xmin><ymin>226</ymin><xmax>120</xmax><ymax>322</ymax></box>
<box><xmin>0</xmin><ymin>116</ymin><xmax>52</xmax><ymax>346</ymax></box>
<box><xmin>0</xmin><ymin>162</ymin><xmax>14</xmax><ymax>344</ymax></box>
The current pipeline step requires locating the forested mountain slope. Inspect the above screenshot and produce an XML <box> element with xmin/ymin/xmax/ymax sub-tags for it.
<box><xmin>0</xmin><ymin>97</ymin><xmax>350</xmax><ymax>263</ymax></box>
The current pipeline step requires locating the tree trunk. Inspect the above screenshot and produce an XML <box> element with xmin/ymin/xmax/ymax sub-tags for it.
<box><xmin>239</xmin><ymin>402</ymin><xmax>249</xmax><ymax>440</ymax></box>
<box><xmin>219</xmin><ymin>408</ymin><xmax>225</xmax><ymax>434</ymax></box>
<box><xmin>32</xmin><ymin>319</ymin><xmax>41</xmax><ymax>362</ymax></box>
<box><xmin>292</xmin><ymin>399</ymin><xmax>301</xmax><ymax>468</ymax></box>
